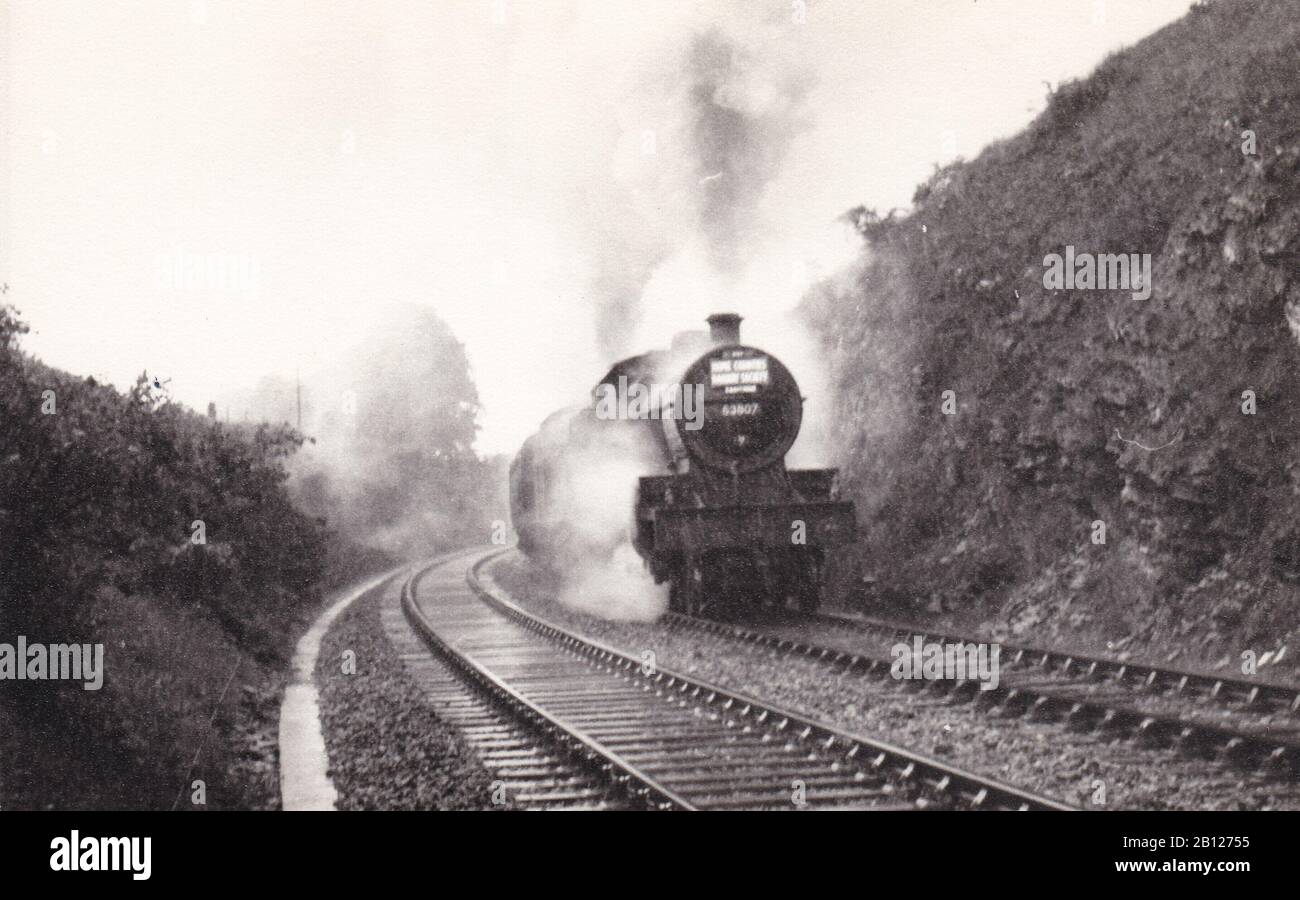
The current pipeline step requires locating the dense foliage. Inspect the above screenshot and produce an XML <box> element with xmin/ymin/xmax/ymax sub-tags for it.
<box><xmin>804</xmin><ymin>0</ymin><xmax>1300</xmax><ymax>671</ymax></box>
<box><xmin>1</xmin><ymin>303</ymin><xmax>333</xmax><ymax>807</ymax></box>
<box><xmin>1</xmin><ymin>304</ymin><xmax>327</xmax><ymax>649</ymax></box>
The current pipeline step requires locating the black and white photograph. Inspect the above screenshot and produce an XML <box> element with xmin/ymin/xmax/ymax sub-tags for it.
<box><xmin>1</xmin><ymin>0</ymin><xmax>1296</xmax><ymax>881</ymax></box>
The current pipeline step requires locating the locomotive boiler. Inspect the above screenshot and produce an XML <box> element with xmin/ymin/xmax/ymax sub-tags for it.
<box><xmin>509</xmin><ymin>313</ymin><xmax>856</xmax><ymax>618</ymax></box>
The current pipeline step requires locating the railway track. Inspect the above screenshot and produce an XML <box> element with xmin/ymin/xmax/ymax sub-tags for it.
<box><xmin>381</xmin><ymin>556</ymin><xmax>627</xmax><ymax>810</ymax></box>
<box><xmin>659</xmin><ymin>607</ymin><xmax>1300</xmax><ymax>778</ymax></box>
<box><xmin>400</xmin><ymin>549</ymin><xmax>1071</xmax><ymax>810</ymax></box>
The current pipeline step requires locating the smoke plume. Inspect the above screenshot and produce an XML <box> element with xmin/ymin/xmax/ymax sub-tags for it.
<box><xmin>583</xmin><ymin>10</ymin><xmax>828</xmax><ymax>362</ymax></box>
<box><xmin>221</xmin><ymin>305</ymin><xmax>502</xmax><ymax>560</ymax></box>
<box><xmin>539</xmin><ymin>7</ymin><xmax>860</xmax><ymax>620</ymax></box>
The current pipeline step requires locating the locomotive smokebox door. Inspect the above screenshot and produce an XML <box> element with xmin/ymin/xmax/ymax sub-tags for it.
<box><xmin>677</xmin><ymin>345</ymin><xmax>802</xmax><ymax>475</ymax></box>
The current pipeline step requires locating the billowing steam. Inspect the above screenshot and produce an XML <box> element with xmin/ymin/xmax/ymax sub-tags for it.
<box><xmin>554</xmin><ymin>438</ymin><xmax>669</xmax><ymax>622</ymax></box>
<box><xmin>220</xmin><ymin>305</ymin><xmax>501</xmax><ymax>560</ymax></box>
<box><xmin>585</xmin><ymin>12</ymin><xmax>826</xmax><ymax>361</ymax></box>
<box><xmin>687</xmin><ymin>28</ymin><xmax>813</xmax><ymax>275</ymax></box>
<box><xmin>538</xmin><ymin>9</ymin><xmax>859</xmax><ymax>620</ymax></box>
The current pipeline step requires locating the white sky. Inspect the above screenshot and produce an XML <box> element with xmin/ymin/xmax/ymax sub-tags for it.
<box><xmin>1</xmin><ymin>0</ymin><xmax>1194</xmax><ymax>455</ymax></box>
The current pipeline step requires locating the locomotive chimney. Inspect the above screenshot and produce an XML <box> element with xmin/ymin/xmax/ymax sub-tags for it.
<box><xmin>707</xmin><ymin>313</ymin><xmax>742</xmax><ymax>346</ymax></box>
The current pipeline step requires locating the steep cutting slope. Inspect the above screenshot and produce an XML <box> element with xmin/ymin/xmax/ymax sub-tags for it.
<box><xmin>806</xmin><ymin>0</ymin><xmax>1300</xmax><ymax>674</ymax></box>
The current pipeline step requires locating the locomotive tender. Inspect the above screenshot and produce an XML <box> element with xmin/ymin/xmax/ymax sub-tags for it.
<box><xmin>509</xmin><ymin>313</ymin><xmax>856</xmax><ymax>617</ymax></box>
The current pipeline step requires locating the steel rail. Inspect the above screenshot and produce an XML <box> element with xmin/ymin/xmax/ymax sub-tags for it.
<box><xmin>465</xmin><ymin>551</ymin><xmax>1073</xmax><ymax>811</ymax></box>
<box><xmin>821</xmin><ymin>612</ymin><xmax>1300</xmax><ymax>713</ymax></box>
<box><xmin>402</xmin><ymin>554</ymin><xmax>694</xmax><ymax>810</ymax></box>
<box><xmin>657</xmin><ymin>609</ymin><xmax>1300</xmax><ymax>775</ymax></box>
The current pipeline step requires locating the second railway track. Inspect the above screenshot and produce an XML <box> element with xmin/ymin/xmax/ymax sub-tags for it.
<box><xmin>659</xmin><ymin>608</ymin><xmax>1300</xmax><ymax>779</ymax></box>
<box><xmin>399</xmin><ymin>548</ymin><xmax>1070</xmax><ymax>811</ymax></box>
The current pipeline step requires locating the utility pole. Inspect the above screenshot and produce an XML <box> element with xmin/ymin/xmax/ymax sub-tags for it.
<box><xmin>296</xmin><ymin>367</ymin><xmax>302</xmax><ymax>431</ymax></box>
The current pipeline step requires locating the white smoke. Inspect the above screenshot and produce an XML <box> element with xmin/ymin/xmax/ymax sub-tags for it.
<box><xmin>558</xmin><ymin>544</ymin><xmax>668</xmax><ymax>623</ymax></box>
<box><xmin>539</xmin><ymin>5</ymin><xmax>867</xmax><ymax>620</ymax></box>
<box><xmin>536</xmin><ymin>415</ymin><xmax>669</xmax><ymax>621</ymax></box>
<box><xmin>579</xmin><ymin>8</ymin><xmax>862</xmax><ymax>466</ymax></box>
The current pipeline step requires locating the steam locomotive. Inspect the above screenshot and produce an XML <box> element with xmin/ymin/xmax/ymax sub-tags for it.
<box><xmin>509</xmin><ymin>314</ymin><xmax>856</xmax><ymax>618</ymax></box>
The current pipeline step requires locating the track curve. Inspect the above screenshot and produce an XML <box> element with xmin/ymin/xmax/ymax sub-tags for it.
<box><xmin>401</xmin><ymin>548</ymin><xmax>1072</xmax><ymax>811</ymax></box>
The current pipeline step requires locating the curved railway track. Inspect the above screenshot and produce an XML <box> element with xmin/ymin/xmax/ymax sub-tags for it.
<box><xmin>400</xmin><ymin>548</ymin><xmax>1071</xmax><ymax>811</ymax></box>
<box><xmin>380</xmin><ymin>556</ymin><xmax>628</xmax><ymax>810</ymax></box>
<box><xmin>659</xmin><ymin>607</ymin><xmax>1300</xmax><ymax>778</ymax></box>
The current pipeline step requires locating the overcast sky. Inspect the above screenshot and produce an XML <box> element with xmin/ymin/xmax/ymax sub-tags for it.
<box><xmin>2</xmin><ymin>0</ymin><xmax>1195</xmax><ymax>455</ymax></box>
